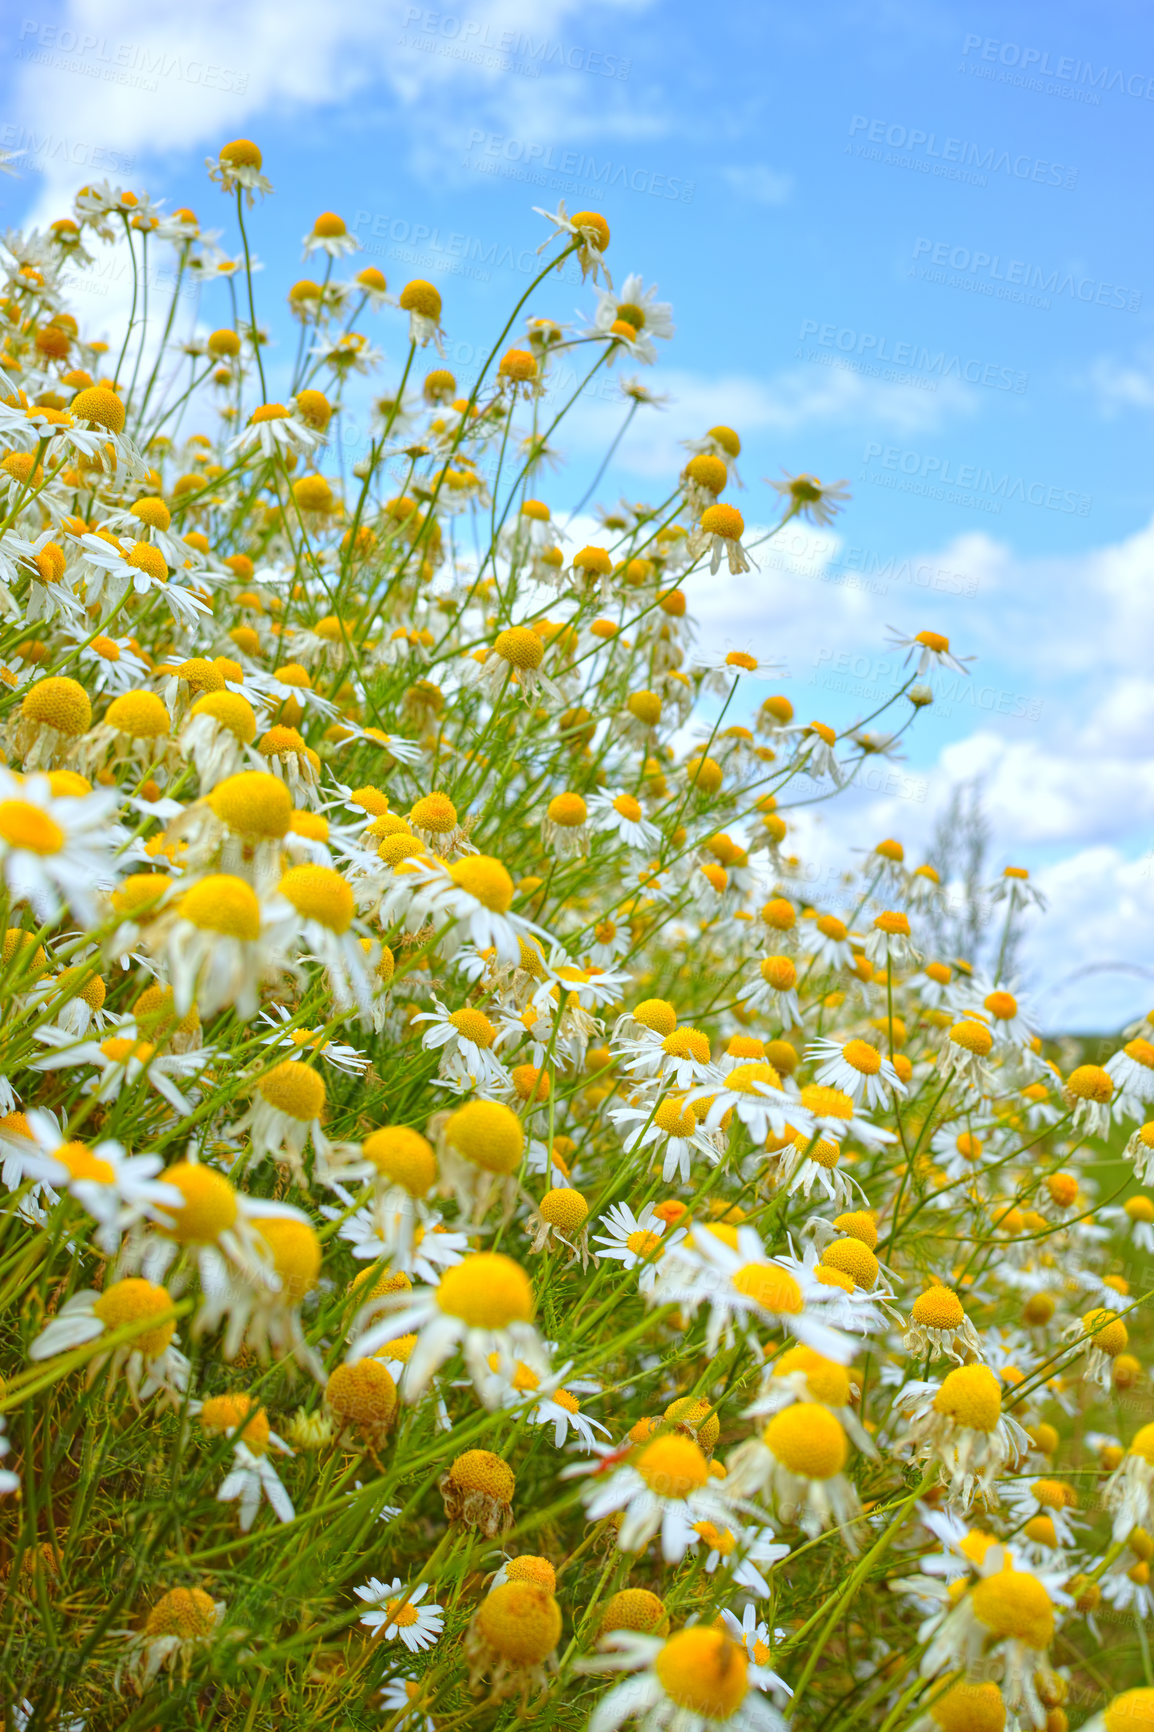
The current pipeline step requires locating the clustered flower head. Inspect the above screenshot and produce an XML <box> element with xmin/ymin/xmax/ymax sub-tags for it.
<box><xmin>0</xmin><ymin>143</ymin><xmax>1143</xmax><ymax>1732</ymax></box>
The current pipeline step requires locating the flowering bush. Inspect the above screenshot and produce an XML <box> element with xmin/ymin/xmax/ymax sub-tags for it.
<box><xmin>0</xmin><ymin>141</ymin><xmax>1151</xmax><ymax>1732</ymax></box>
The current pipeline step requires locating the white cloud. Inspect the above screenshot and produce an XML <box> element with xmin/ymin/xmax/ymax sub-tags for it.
<box><xmin>560</xmin><ymin>361</ymin><xmax>977</xmax><ymax>482</ymax></box>
<box><xmin>7</xmin><ymin>0</ymin><xmax>659</xmax><ymax>230</ymax></box>
<box><xmin>1088</xmin><ymin>347</ymin><xmax>1154</xmax><ymax>415</ymax></box>
<box><xmin>719</xmin><ymin>164</ymin><xmax>793</xmax><ymax>205</ymax></box>
<box><xmin>1027</xmin><ymin>848</ymin><xmax>1154</xmax><ymax>1032</ymax></box>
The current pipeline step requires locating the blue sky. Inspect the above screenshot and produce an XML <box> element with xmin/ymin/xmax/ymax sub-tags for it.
<box><xmin>3</xmin><ymin>0</ymin><xmax>1153</xmax><ymax>1027</ymax></box>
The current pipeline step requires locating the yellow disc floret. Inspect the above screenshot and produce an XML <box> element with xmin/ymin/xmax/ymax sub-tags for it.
<box><xmin>92</xmin><ymin>1278</ymin><xmax>174</xmax><ymax>1357</ymax></box>
<box><xmin>278</xmin><ymin>864</ymin><xmax>354</xmax><ymax>933</ymax></box>
<box><xmin>475</xmin><ymin>1580</ymin><xmax>560</xmax><ymax>1664</ymax></box>
<box><xmin>362</xmin><ymin>1126</ymin><xmax>436</xmax><ymax>1195</ymax></box>
<box><xmin>156</xmin><ymin>1162</ymin><xmax>237</xmax><ymax>1243</ymax></box>
<box><xmin>257</xmin><ymin>1059</ymin><xmax>325</xmax><ymax>1122</ymax></box>
<box><xmin>970</xmin><ymin>1567</ymin><xmax>1053</xmax><ymax>1648</ymax></box>
<box><xmin>933</xmin><ymin>1364</ymin><xmax>1002</xmax><ymax>1433</ymax></box>
<box><xmin>764</xmin><ymin>1403</ymin><xmax>848</xmax><ymax>1479</ymax></box>
<box><xmin>636</xmin><ymin>1434</ymin><xmax>709</xmax><ymax>1497</ymax></box>
<box><xmin>654</xmin><ymin>1627</ymin><xmax>748</xmax><ymax>1719</ymax></box>
<box><xmin>178</xmin><ymin>874</ymin><xmax>261</xmax><ymax>940</ymax></box>
<box><xmin>209</xmin><ymin>772</ymin><xmax>293</xmax><ymax>839</ymax></box>
<box><xmin>436</xmin><ymin>1253</ymin><xmax>533</xmax><ymax>1328</ymax></box>
<box><xmin>445</xmin><ymin>1099</ymin><xmax>523</xmax><ymax>1174</ymax></box>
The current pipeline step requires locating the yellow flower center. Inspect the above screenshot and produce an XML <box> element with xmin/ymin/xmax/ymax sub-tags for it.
<box><xmin>662</xmin><ymin>1027</ymin><xmax>710</xmax><ymax>1063</ymax></box>
<box><xmin>278</xmin><ymin>864</ymin><xmax>354</xmax><ymax>934</ymax></box>
<box><xmin>0</xmin><ymin>801</ymin><xmax>64</xmax><ymax>855</ymax></box>
<box><xmin>654</xmin><ymin>1096</ymin><xmax>697</xmax><ymax>1137</ymax></box>
<box><xmin>930</xmin><ymin>1681</ymin><xmax>1007</xmax><ymax>1732</ymax></box>
<box><xmin>179</xmin><ymin>874</ymin><xmax>261</xmax><ymax>940</ymax></box>
<box><xmin>101</xmin><ymin>1035</ymin><xmax>156</xmax><ymax>1067</ymax></box>
<box><xmin>446</xmin><ymin>1098</ymin><xmax>523</xmax><ymax>1173</ymax></box>
<box><xmin>949</xmin><ymin>1020</ymin><xmax>994</xmax><ymax>1056</ymax></box>
<box><xmin>842</xmin><ymin>1038</ymin><xmax>882</xmax><ymax>1075</ymax></box>
<box><xmin>252</xmin><ymin>1217</ymin><xmax>321</xmax><ymax>1301</ymax></box>
<box><xmin>449</xmin><ymin>1446</ymin><xmax>514</xmax><ymax>1502</ymax></box>
<box><xmin>475</xmin><ymin>1581</ymin><xmax>561</xmax><ymax>1663</ymax></box>
<box><xmin>144</xmin><ymin>1586</ymin><xmax>217</xmax><ymax>1639</ymax></box>
<box><xmin>449</xmin><ymin>1007</ymin><xmax>496</xmax><ymax>1047</ymax></box>
<box><xmin>653</xmin><ymin>1629</ymin><xmax>748</xmax><ymax>1719</ymax></box>
<box><xmin>970</xmin><ymin>1567</ymin><xmax>1053</xmax><ymax>1648</ymax></box>
<box><xmin>774</xmin><ymin>1345</ymin><xmax>851</xmax><ymax>1407</ymax></box>
<box><xmin>209</xmin><ymin>771</ymin><xmax>293</xmax><ymax>839</ymax></box>
<box><xmin>362</xmin><ymin>1126</ymin><xmax>436</xmax><ymax>1195</ymax></box>
<box><xmin>437</xmin><ymin>1253</ymin><xmax>533</xmax><ymax>1328</ymax></box>
<box><xmin>200</xmin><ymin>1393</ymin><xmax>269</xmax><ymax>1454</ymax></box>
<box><xmin>106</xmin><ymin>690</ymin><xmax>170</xmax><ymax>739</ymax></box>
<box><xmin>799</xmin><ymin>1084</ymin><xmax>854</xmax><ymax>1120</ymax></box>
<box><xmin>326</xmin><ymin>1359</ymin><xmax>397</xmax><ymax>1428</ymax></box>
<box><xmin>636</xmin><ymin>1434</ymin><xmax>709</xmax><ymax>1497</ymax></box>
<box><xmin>933</xmin><ymin>1364</ymin><xmax>1002</xmax><ymax>1432</ymax></box>
<box><xmin>56</xmin><ymin>1140</ymin><xmax>114</xmax><ymax>1183</ymax></box>
<box><xmin>1083</xmin><ymin>1308</ymin><xmax>1128</xmax><ymax>1356</ymax></box>
<box><xmin>449</xmin><ymin>854</ymin><xmax>514</xmax><ymax>912</ymax></box>
<box><xmin>821</xmin><ymin>1237</ymin><xmax>878</xmax><ymax>1290</ymax></box>
<box><xmin>731</xmin><ymin>1262</ymin><xmax>803</xmax><ymax>1315</ymax></box>
<box><xmin>911</xmin><ymin>1286</ymin><xmax>965</xmax><ymax>1330</ymax></box>
<box><xmin>1065</xmin><ymin>1063</ymin><xmax>1112</xmax><ymax>1102</ymax></box>
<box><xmin>538</xmin><ymin>1187</ymin><xmax>588</xmax><ymax>1232</ymax></box>
<box><xmin>92</xmin><ymin>1278</ymin><xmax>174</xmax><ymax>1357</ymax></box>
<box><xmin>1105</xmin><ymin>1692</ymin><xmax>1154</xmax><ymax>1732</ymax></box>
<box><xmin>493</xmin><ymin>626</ymin><xmax>543</xmax><ymax>670</ymax></box>
<box><xmin>258</xmin><ymin>1059</ymin><xmax>326</xmax><ymax>1122</ymax></box>
<box><xmin>385</xmin><ymin>1598</ymin><xmax>419</xmax><ymax>1627</ymax></box>
<box><xmin>156</xmin><ymin>1162</ymin><xmax>237</xmax><ymax>1243</ymax></box>
<box><xmin>727</xmin><ymin>1061</ymin><xmax>782</xmax><ymax>1095</ymax></box>
<box><xmin>625</xmin><ymin>1228</ymin><xmax>664</xmax><ymax>1259</ymax></box>
<box><xmin>764</xmin><ymin>1403</ymin><xmax>848</xmax><ymax>1478</ymax></box>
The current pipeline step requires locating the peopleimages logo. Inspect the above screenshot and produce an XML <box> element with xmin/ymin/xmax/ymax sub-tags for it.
<box><xmin>847</xmin><ymin>117</ymin><xmax>1077</xmax><ymax>187</ymax></box>
<box><xmin>798</xmin><ymin>321</ymin><xmax>1027</xmax><ymax>393</ymax></box>
<box><xmin>400</xmin><ymin>8</ymin><xmax>630</xmax><ymax>77</ymax></box>
<box><xmin>861</xmin><ymin>441</ymin><xmax>1091</xmax><ymax>516</ymax></box>
<box><xmin>961</xmin><ymin>35</ymin><xmax>1154</xmax><ymax>100</ymax></box>
<box><xmin>463</xmin><ymin>132</ymin><xmax>693</xmax><ymax>201</ymax></box>
<box><xmin>910</xmin><ymin>239</ymin><xmax>1141</xmax><ymax>312</ymax></box>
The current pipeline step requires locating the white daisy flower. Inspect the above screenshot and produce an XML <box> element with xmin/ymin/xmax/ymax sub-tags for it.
<box><xmin>0</xmin><ymin>768</ymin><xmax>122</xmax><ymax>922</ymax></box>
<box><xmin>719</xmin><ymin>1605</ymin><xmax>793</xmax><ymax>1702</ymax></box>
<box><xmin>29</xmin><ymin>1277</ymin><xmax>188</xmax><ymax>1405</ymax></box>
<box><xmin>215</xmin><ymin>1437</ymin><xmax>295</xmax><ymax>1531</ymax></box>
<box><xmin>886</xmin><ymin>628</ymin><xmax>974</xmax><ymax>678</ymax></box>
<box><xmin>580</xmin><ymin>1626</ymin><xmax>787</xmax><ymax>1732</ymax></box>
<box><xmin>31</xmin><ymin>1019</ymin><xmax>209</xmax><ymax>1117</ymax></box>
<box><xmin>687</xmin><ymin>1061</ymin><xmax>809</xmax><ymax>1145</ymax></box>
<box><xmin>347</xmin><ymin>1251</ymin><xmax>550</xmax><ymax>1410</ymax></box>
<box><xmin>1106</xmin><ymin>1037</ymin><xmax>1154</xmax><ymax>1104</ymax></box>
<box><xmin>226</xmin><ymin>404</ymin><xmax>319</xmax><ymax>461</ymax></box>
<box><xmin>590</xmin><ymin>275</ymin><xmax>673</xmax><ymax>364</ymax></box>
<box><xmin>377</xmin><ymin>1676</ymin><xmax>435</xmax><ymax>1730</ymax></box>
<box><xmin>355</xmin><ymin>1578</ymin><xmax>444</xmax><ymax>1651</ymax></box>
<box><xmin>805</xmin><ymin>1035</ymin><xmax>907</xmax><ymax>1109</ymax></box>
<box><xmin>412</xmin><ymin>999</ymin><xmax>510</xmax><ymax>1091</ymax></box>
<box><xmin>410</xmin><ymin>855</ymin><xmax>554</xmax><ymax>970</ymax></box>
<box><xmin>22</xmin><ymin>1110</ymin><xmax>182</xmax><ymax>1253</ymax></box>
<box><xmin>608</xmin><ymin>1093</ymin><xmax>723</xmax><ymax>1184</ymax></box>
<box><xmin>656</xmin><ymin>1223</ymin><xmax>854</xmax><ymax>1361</ymax></box>
<box><xmin>147</xmin><ymin>872</ymin><xmax>281</xmax><ymax>1019</ymax></box>
<box><xmin>570</xmin><ymin>1433</ymin><xmax>730</xmax><ymax>1562</ymax></box>
<box><xmin>592</xmin><ymin>1201</ymin><xmax>683</xmax><ymax>1295</ymax></box>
